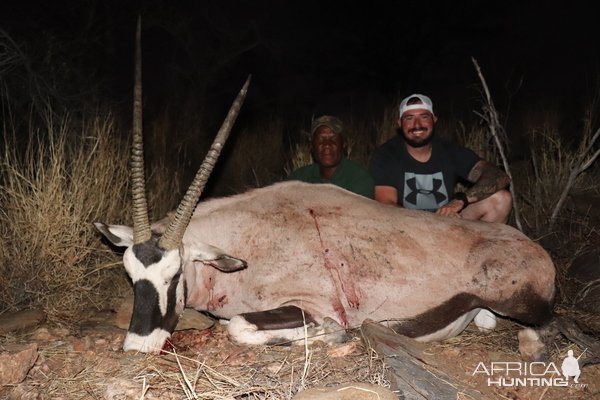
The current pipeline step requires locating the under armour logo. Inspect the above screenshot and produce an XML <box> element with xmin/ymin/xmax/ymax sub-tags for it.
<box><xmin>402</xmin><ymin>172</ymin><xmax>449</xmax><ymax>210</ymax></box>
<box><xmin>405</xmin><ymin>177</ymin><xmax>447</xmax><ymax>205</ymax></box>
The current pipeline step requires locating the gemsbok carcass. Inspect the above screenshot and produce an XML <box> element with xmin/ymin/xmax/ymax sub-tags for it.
<box><xmin>95</xmin><ymin>19</ymin><xmax>557</xmax><ymax>354</ymax></box>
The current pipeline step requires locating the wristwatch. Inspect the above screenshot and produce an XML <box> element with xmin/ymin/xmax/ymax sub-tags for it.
<box><xmin>452</xmin><ymin>192</ymin><xmax>470</xmax><ymax>212</ymax></box>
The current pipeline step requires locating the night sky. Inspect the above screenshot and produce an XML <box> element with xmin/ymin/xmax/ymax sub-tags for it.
<box><xmin>1</xmin><ymin>1</ymin><xmax>598</xmax><ymax>134</ymax></box>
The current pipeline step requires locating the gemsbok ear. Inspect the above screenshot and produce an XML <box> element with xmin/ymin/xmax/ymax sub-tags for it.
<box><xmin>94</xmin><ymin>222</ymin><xmax>134</xmax><ymax>248</ymax></box>
<box><xmin>184</xmin><ymin>242</ymin><xmax>247</xmax><ymax>272</ymax></box>
<box><xmin>204</xmin><ymin>255</ymin><xmax>248</xmax><ymax>272</ymax></box>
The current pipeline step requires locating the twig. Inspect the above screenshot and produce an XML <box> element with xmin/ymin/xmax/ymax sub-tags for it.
<box><xmin>530</xmin><ymin>143</ymin><xmax>542</xmax><ymax>233</ymax></box>
<box><xmin>471</xmin><ymin>57</ymin><xmax>523</xmax><ymax>231</ymax></box>
<box><xmin>538</xmin><ymin>385</ymin><xmax>550</xmax><ymax>400</ymax></box>
<box><xmin>138</xmin><ymin>375</ymin><xmax>150</xmax><ymax>400</ymax></box>
<box><xmin>300</xmin><ymin>308</ymin><xmax>312</xmax><ymax>390</ymax></box>
<box><xmin>174</xmin><ymin>349</ymin><xmax>199</xmax><ymax>399</ymax></box>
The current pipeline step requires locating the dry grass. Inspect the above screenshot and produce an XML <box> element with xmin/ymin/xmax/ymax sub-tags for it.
<box><xmin>0</xmin><ymin>108</ymin><xmax>179</xmax><ymax>322</ymax></box>
<box><xmin>217</xmin><ymin>117</ymin><xmax>289</xmax><ymax>194</ymax></box>
<box><xmin>455</xmin><ymin>121</ymin><xmax>501</xmax><ymax>166</ymax></box>
<box><xmin>284</xmin><ymin>123</ymin><xmax>312</xmax><ymax>176</ymax></box>
<box><xmin>0</xmin><ymin>110</ymin><xmax>132</xmax><ymax>319</ymax></box>
<box><xmin>517</xmin><ymin>122</ymin><xmax>600</xmax><ymax>235</ymax></box>
<box><xmin>522</xmin><ymin>124</ymin><xmax>577</xmax><ymax>231</ymax></box>
<box><xmin>374</xmin><ymin>99</ymin><xmax>401</xmax><ymax>146</ymax></box>
<box><xmin>149</xmin><ymin>345</ymin><xmax>386</xmax><ymax>399</ymax></box>
<box><xmin>285</xmin><ymin>140</ymin><xmax>313</xmax><ymax>177</ymax></box>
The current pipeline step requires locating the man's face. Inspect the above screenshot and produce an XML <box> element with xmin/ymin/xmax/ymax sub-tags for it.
<box><xmin>312</xmin><ymin>126</ymin><xmax>344</xmax><ymax>168</ymax></box>
<box><xmin>398</xmin><ymin>107</ymin><xmax>437</xmax><ymax>148</ymax></box>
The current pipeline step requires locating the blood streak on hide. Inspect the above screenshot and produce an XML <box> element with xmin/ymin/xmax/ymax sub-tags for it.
<box><xmin>202</xmin><ymin>268</ymin><xmax>228</xmax><ymax>311</ymax></box>
<box><xmin>207</xmin><ymin>294</ymin><xmax>228</xmax><ymax>311</ymax></box>
<box><xmin>308</xmin><ymin>208</ymin><xmax>361</xmax><ymax>326</ymax></box>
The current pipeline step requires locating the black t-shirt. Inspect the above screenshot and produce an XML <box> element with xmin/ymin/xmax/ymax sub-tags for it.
<box><xmin>369</xmin><ymin>136</ymin><xmax>481</xmax><ymax>211</ymax></box>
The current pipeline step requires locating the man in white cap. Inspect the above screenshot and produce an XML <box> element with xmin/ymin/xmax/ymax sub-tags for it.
<box><xmin>369</xmin><ymin>94</ymin><xmax>512</xmax><ymax>222</ymax></box>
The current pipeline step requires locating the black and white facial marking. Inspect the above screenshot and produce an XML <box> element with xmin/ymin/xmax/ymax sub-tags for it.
<box><xmin>122</xmin><ymin>236</ymin><xmax>186</xmax><ymax>353</ymax></box>
<box><xmin>94</xmin><ymin>222</ymin><xmax>244</xmax><ymax>352</ymax></box>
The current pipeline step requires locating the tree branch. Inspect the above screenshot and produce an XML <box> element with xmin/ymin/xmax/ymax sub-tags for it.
<box><xmin>471</xmin><ymin>57</ymin><xmax>523</xmax><ymax>231</ymax></box>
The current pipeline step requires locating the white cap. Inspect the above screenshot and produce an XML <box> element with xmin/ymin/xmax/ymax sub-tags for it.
<box><xmin>399</xmin><ymin>94</ymin><xmax>434</xmax><ymax>117</ymax></box>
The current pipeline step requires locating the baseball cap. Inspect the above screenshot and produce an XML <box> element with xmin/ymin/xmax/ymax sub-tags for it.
<box><xmin>311</xmin><ymin>115</ymin><xmax>344</xmax><ymax>135</ymax></box>
<box><xmin>399</xmin><ymin>94</ymin><xmax>435</xmax><ymax>117</ymax></box>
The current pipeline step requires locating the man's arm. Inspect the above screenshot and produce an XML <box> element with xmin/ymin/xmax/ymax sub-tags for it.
<box><xmin>436</xmin><ymin>160</ymin><xmax>510</xmax><ymax>217</ymax></box>
<box><xmin>374</xmin><ymin>186</ymin><xmax>398</xmax><ymax>205</ymax></box>
<box><xmin>464</xmin><ymin>160</ymin><xmax>511</xmax><ymax>203</ymax></box>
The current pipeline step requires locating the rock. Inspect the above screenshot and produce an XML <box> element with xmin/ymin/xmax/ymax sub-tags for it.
<box><xmin>104</xmin><ymin>377</ymin><xmax>143</xmax><ymax>399</ymax></box>
<box><xmin>0</xmin><ymin>343</ymin><xmax>38</xmax><ymax>385</ymax></box>
<box><xmin>292</xmin><ymin>383</ymin><xmax>397</xmax><ymax>400</ymax></box>
<box><xmin>5</xmin><ymin>384</ymin><xmax>41</xmax><ymax>400</ymax></box>
<box><xmin>326</xmin><ymin>341</ymin><xmax>360</xmax><ymax>358</ymax></box>
<box><xmin>30</xmin><ymin>327</ymin><xmax>52</xmax><ymax>341</ymax></box>
<box><xmin>176</xmin><ymin>308</ymin><xmax>215</xmax><ymax>331</ymax></box>
<box><xmin>104</xmin><ymin>377</ymin><xmax>180</xmax><ymax>400</ymax></box>
<box><xmin>71</xmin><ymin>336</ymin><xmax>92</xmax><ymax>352</ymax></box>
<box><xmin>0</xmin><ymin>309</ymin><xmax>46</xmax><ymax>334</ymax></box>
<box><xmin>113</xmin><ymin>296</ymin><xmax>214</xmax><ymax>331</ymax></box>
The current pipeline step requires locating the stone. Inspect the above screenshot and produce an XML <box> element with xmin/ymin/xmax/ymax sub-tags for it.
<box><xmin>175</xmin><ymin>308</ymin><xmax>215</xmax><ymax>331</ymax></box>
<box><xmin>0</xmin><ymin>343</ymin><xmax>38</xmax><ymax>385</ymax></box>
<box><xmin>326</xmin><ymin>341</ymin><xmax>360</xmax><ymax>358</ymax></box>
<box><xmin>71</xmin><ymin>336</ymin><xmax>92</xmax><ymax>352</ymax></box>
<box><xmin>30</xmin><ymin>327</ymin><xmax>52</xmax><ymax>341</ymax></box>
<box><xmin>0</xmin><ymin>309</ymin><xmax>46</xmax><ymax>334</ymax></box>
<box><xmin>292</xmin><ymin>383</ymin><xmax>397</xmax><ymax>400</ymax></box>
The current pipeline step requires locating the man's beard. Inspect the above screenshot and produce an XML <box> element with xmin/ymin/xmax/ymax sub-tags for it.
<box><xmin>402</xmin><ymin>129</ymin><xmax>434</xmax><ymax>148</ymax></box>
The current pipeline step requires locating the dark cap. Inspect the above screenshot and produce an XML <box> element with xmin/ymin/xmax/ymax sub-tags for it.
<box><xmin>311</xmin><ymin>115</ymin><xmax>344</xmax><ymax>136</ymax></box>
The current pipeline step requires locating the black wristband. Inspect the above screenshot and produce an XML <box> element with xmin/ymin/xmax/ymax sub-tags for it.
<box><xmin>452</xmin><ymin>192</ymin><xmax>469</xmax><ymax>211</ymax></box>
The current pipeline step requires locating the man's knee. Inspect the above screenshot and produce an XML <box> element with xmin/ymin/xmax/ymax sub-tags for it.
<box><xmin>487</xmin><ymin>190</ymin><xmax>512</xmax><ymax>223</ymax></box>
<box><xmin>461</xmin><ymin>190</ymin><xmax>512</xmax><ymax>223</ymax></box>
<box><xmin>493</xmin><ymin>189</ymin><xmax>512</xmax><ymax>211</ymax></box>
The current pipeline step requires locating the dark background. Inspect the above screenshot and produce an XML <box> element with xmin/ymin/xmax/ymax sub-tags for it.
<box><xmin>1</xmin><ymin>0</ymin><xmax>599</xmax><ymax>177</ymax></box>
<box><xmin>2</xmin><ymin>1</ymin><xmax>598</xmax><ymax>119</ymax></box>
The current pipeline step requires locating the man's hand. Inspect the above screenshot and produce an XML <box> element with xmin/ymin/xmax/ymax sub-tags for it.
<box><xmin>436</xmin><ymin>199</ymin><xmax>465</xmax><ymax>217</ymax></box>
<box><xmin>374</xmin><ymin>186</ymin><xmax>399</xmax><ymax>206</ymax></box>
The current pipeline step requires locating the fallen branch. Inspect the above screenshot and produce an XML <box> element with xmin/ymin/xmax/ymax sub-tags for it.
<box><xmin>361</xmin><ymin>320</ymin><xmax>481</xmax><ymax>399</ymax></box>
